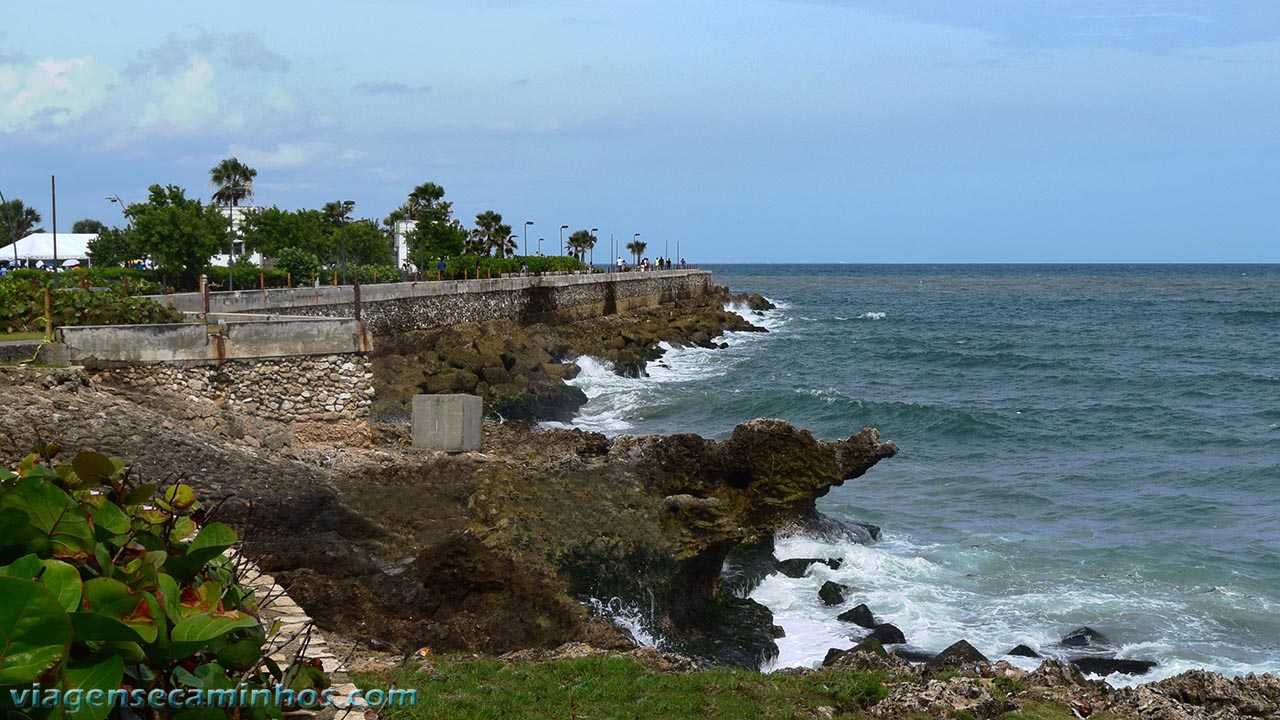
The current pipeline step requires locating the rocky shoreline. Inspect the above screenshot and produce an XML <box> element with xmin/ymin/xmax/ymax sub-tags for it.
<box><xmin>1</xmin><ymin>281</ymin><xmax>1275</xmax><ymax>719</ymax></box>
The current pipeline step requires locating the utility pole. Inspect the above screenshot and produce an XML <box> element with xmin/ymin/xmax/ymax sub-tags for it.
<box><xmin>51</xmin><ymin>175</ymin><xmax>59</xmax><ymax>288</ymax></box>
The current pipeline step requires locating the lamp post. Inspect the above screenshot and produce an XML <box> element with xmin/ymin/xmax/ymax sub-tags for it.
<box><xmin>523</xmin><ymin>220</ymin><xmax>533</xmax><ymax>257</ymax></box>
<box><xmin>590</xmin><ymin>227</ymin><xmax>598</xmax><ymax>269</ymax></box>
<box><xmin>537</xmin><ymin>237</ymin><xmax>544</xmax><ymax>256</ymax></box>
<box><xmin>338</xmin><ymin>200</ymin><xmax>355</xmax><ymax>284</ymax></box>
<box><xmin>559</xmin><ymin>224</ymin><xmax>568</xmax><ymax>257</ymax></box>
<box><xmin>633</xmin><ymin>232</ymin><xmax>640</xmax><ymax>267</ymax></box>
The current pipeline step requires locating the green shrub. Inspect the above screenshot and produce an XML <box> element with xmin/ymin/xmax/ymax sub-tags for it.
<box><xmin>0</xmin><ymin>278</ymin><xmax>183</xmax><ymax>334</ymax></box>
<box><xmin>438</xmin><ymin>254</ymin><xmax>587</xmax><ymax>280</ymax></box>
<box><xmin>0</xmin><ymin>446</ymin><xmax>326</xmax><ymax>718</ymax></box>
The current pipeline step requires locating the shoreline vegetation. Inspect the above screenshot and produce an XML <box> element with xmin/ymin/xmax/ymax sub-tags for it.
<box><xmin>0</xmin><ymin>275</ymin><xmax>1275</xmax><ymax>720</ymax></box>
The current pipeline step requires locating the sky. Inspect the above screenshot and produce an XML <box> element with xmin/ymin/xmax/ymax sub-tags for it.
<box><xmin>2</xmin><ymin>0</ymin><xmax>1278</xmax><ymax>263</ymax></box>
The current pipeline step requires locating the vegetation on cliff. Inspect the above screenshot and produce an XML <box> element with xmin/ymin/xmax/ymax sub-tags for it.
<box><xmin>0</xmin><ymin>445</ymin><xmax>325</xmax><ymax>718</ymax></box>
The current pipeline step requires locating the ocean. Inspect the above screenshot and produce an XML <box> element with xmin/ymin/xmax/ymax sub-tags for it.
<box><xmin>558</xmin><ymin>264</ymin><xmax>1280</xmax><ymax>684</ymax></box>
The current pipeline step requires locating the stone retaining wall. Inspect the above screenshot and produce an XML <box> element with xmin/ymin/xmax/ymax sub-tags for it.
<box><xmin>95</xmin><ymin>354</ymin><xmax>373</xmax><ymax>424</ymax></box>
<box><xmin>151</xmin><ymin>270</ymin><xmax>714</xmax><ymax>335</ymax></box>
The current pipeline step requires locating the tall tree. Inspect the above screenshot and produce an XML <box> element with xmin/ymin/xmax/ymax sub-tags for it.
<box><xmin>0</xmin><ymin>197</ymin><xmax>43</xmax><ymax>253</ymax></box>
<box><xmin>402</xmin><ymin>182</ymin><xmax>451</xmax><ymax>219</ymax></box>
<box><xmin>340</xmin><ymin>219</ymin><xmax>395</xmax><ymax>267</ymax></box>
<box><xmin>406</xmin><ymin>220</ymin><xmax>467</xmax><ymax>269</ymax></box>
<box><xmin>239</xmin><ymin>207</ymin><xmax>328</xmax><ymax>260</ymax></box>
<box><xmin>626</xmin><ymin>239</ymin><xmax>647</xmax><ymax>266</ymax></box>
<box><xmin>473</xmin><ymin>211</ymin><xmax>514</xmax><ymax>258</ymax></box>
<box><xmin>86</xmin><ymin>227</ymin><xmax>135</xmax><ymax>267</ymax></box>
<box><xmin>126</xmin><ymin>184</ymin><xmax>228</xmax><ymax>286</ymax></box>
<box><xmin>566</xmin><ymin>229</ymin><xmax>595</xmax><ymax>261</ymax></box>
<box><xmin>208</xmin><ymin>157</ymin><xmax>258</xmax><ymax>207</ymax></box>
<box><xmin>71</xmin><ymin>218</ymin><xmax>107</xmax><ymax>235</ymax></box>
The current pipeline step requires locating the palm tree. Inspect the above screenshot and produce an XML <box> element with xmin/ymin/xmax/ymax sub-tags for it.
<box><xmin>402</xmin><ymin>182</ymin><xmax>449</xmax><ymax>220</ymax></box>
<box><xmin>626</xmin><ymin>239</ymin><xmax>647</xmax><ymax>266</ymax></box>
<box><xmin>473</xmin><ymin>211</ymin><xmax>514</xmax><ymax>257</ymax></box>
<box><xmin>208</xmin><ymin>157</ymin><xmax>258</xmax><ymax>207</ymax></box>
<box><xmin>0</xmin><ymin>195</ymin><xmax>42</xmax><ymax>260</ymax></box>
<box><xmin>566</xmin><ymin>229</ymin><xmax>595</xmax><ymax>261</ymax></box>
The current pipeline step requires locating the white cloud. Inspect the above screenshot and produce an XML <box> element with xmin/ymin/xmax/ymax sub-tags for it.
<box><xmin>0</xmin><ymin>57</ymin><xmax>114</xmax><ymax>132</ymax></box>
<box><xmin>223</xmin><ymin>142</ymin><xmax>366</xmax><ymax>170</ymax></box>
<box><xmin>137</xmin><ymin>60</ymin><xmax>219</xmax><ymax>134</ymax></box>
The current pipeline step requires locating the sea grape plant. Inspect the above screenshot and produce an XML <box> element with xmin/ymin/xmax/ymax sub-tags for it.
<box><xmin>0</xmin><ymin>446</ymin><xmax>326</xmax><ymax>719</ymax></box>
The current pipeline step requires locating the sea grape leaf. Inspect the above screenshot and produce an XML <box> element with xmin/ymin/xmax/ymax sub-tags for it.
<box><xmin>70</xmin><ymin>612</ymin><xmax>144</xmax><ymax>643</ymax></box>
<box><xmin>81</xmin><ymin>577</ymin><xmax>158</xmax><ymax>643</ymax></box>
<box><xmin>0</xmin><ymin>556</ymin><xmax>84</xmax><ymax>613</ymax></box>
<box><xmin>164</xmin><ymin>523</ymin><xmax>237</xmax><ymax>580</ymax></box>
<box><xmin>89</xmin><ymin>500</ymin><xmax>131</xmax><ymax>538</ymax></box>
<box><xmin>72</xmin><ymin>451</ymin><xmax>116</xmax><ymax>486</ymax></box>
<box><xmin>0</xmin><ymin>478</ymin><xmax>95</xmax><ymax>559</ymax></box>
<box><xmin>0</xmin><ymin>576</ymin><xmax>73</xmax><ymax>684</ymax></box>
<box><xmin>159</xmin><ymin>484</ymin><xmax>197</xmax><ymax>512</ymax></box>
<box><xmin>63</xmin><ymin>654</ymin><xmax>125</xmax><ymax>720</ymax></box>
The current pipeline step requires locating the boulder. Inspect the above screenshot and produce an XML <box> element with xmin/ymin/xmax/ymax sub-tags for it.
<box><xmin>892</xmin><ymin>647</ymin><xmax>936</xmax><ymax>663</ymax></box>
<box><xmin>818</xmin><ymin>581</ymin><xmax>850</xmax><ymax>606</ymax></box>
<box><xmin>836</xmin><ymin>603</ymin><xmax>876</xmax><ymax>629</ymax></box>
<box><xmin>1007</xmin><ymin>644</ymin><xmax>1041</xmax><ymax>659</ymax></box>
<box><xmin>776</xmin><ymin>557</ymin><xmax>841</xmax><ymax>578</ymax></box>
<box><xmin>923</xmin><ymin>640</ymin><xmax>989</xmax><ymax>674</ymax></box>
<box><xmin>868</xmin><ymin>623</ymin><xmax>906</xmax><ymax>645</ymax></box>
<box><xmin>822</xmin><ymin>637</ymin><xmax>887</xmax><ymax>667</ymax></box>
<box><xmin>1061</xmin><ymin>626</ymin><xmax>1109</xmax><ymax>648</ymax></box>
<box><xmin>1071</xmin><ymin>657</ymin><xmax>1157</xmax><ymax>676</ymax></box>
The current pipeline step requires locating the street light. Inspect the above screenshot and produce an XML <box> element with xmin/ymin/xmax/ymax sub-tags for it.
<box><xmin>537</xmin><ymin>237</ymin><xmax>544</xmax><ymax>256</ymax></box>
<box><xmin>590</xmin><ymin>227</ymin><xmax>598</xmax><ymax>268</ymax></box>
<box><xmin>633</xmin><ymin>232</ymin><xmax>640</xmax><ymax>267</ymax></box>
<box><xmin>338</xmin><ymin>200</ymin><xmax>355</xmax><ymax>285</ymax></box>
<box><xmin>523</xmin><ymin>220</ymin><xmax>533</xmax><ymax>257</ymax></box>
<box><xmin>559</xmin><ymin>224</ymin><xmax>568</xmax><ymax>257</ymax></box>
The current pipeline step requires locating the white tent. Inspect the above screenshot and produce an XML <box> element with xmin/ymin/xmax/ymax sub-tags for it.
<box><xmin>0</xmin><ymin>233</ymin><xmax>96</xmax><ymax>262</ymax></box>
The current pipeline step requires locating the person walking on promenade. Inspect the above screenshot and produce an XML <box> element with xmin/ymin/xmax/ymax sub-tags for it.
<box><xmin>437</xmin><ymin>257</ymin><xmax>446</xmax><ymax>280</ymax></box>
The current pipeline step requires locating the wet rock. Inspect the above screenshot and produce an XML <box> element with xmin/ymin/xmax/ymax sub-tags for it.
<box><xmin>1061</xmin><ymin>626</ymin><xmax>1109</xmax><ymax>648</ymax></box>
<box><xmin>869</xmin><ymin>623</ymin><xmax>906</xmax><ymax>645</ymax></box>
<box><xmin>722</xmin><ymin>537</ymin><xmax>779</xmax><ymax>596</ymax></box>
<box><xmin>1070</xmin><ymin>657</ymin><xmax>1157</xmax><ymax>676</ymax></box>
<box><xmin>818</xmin><ymin>581</ymin><xmax>850</xmax><ymax>606</ymax></box>
<box><xmin>791</xmin><ymin>510</ymin><xmax>882</xmax><ymax>544</ymax></box>
<box><xmin>924</xmin><ymin>640</ymin><xmax>989</xmax><ymax>674</ymax></box>
<box><xmin>836</xmin><ymin>603</ymin><xmax>877</xmax><ymax>629</ymax></box>
<box><xmin>892</xmin><ymin>647</ymin><xmax>936</xmax><ymax>663</ymax></box>
<box><xmin>776</xmin><ymin>557</ymin><xmax>842</xmax><ymax>578</ymax></box>
<box><xmin>1007</xmin><ymin>644</ymin><xmax>1041</xmax><ymax>659</ymax></box>
<box><xmin>823</xmin><ymin>637</ymin><xmax>893</xmax><ymax>668</ymax></box>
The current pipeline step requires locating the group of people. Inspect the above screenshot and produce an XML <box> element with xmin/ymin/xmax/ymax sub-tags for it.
<box><xmin>614</xmin><ymin>256</ymin><xmax>686</xmax><ymax>272</ymax></box>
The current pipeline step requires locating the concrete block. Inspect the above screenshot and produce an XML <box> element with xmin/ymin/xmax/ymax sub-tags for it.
<box><xmin>412</xmin><ymin>394</ymin><xmax>482</xmax><ymax>452</ymax></box>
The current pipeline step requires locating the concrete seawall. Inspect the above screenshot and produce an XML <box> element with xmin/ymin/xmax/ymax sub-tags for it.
<box><xmin>57</xmin><ymin>317</ymin><xmax>368</xmax><ymax>367</ymax></box>
<box><xmin>150</xmin><ymin>270</ymin><xmax>713</xmax><ymax>334</ymax></box>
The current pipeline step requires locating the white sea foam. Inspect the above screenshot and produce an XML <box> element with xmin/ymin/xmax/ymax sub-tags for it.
<box><xmin>858</xmin><ymin>311</ymin><xmax>887</xmax><ymax>320</ymax></box>
<box><xmin>585</xmin><ymin>597</ymin><xmax>661</xmax><ymax>648</ymax></box>
<box><xmin>750</xmin><ymin>529</ymin><xmax>1280</xmax><ymax>682</ymax></box>
<box><xmin>544</xmin><ymin>303</ymin><xmax>788</xmax><ymax>435</ymax></box>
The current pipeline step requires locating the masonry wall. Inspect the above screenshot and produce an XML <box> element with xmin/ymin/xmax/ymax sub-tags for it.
<box><xmin>93</xmin><ymin>354</ymin><xmax>373</xmax><ymax>424</ymax></box>
<box><xmin>152</xmin><ymin>270</ymin><xmax>714</xmax><ymax>335</ymax></box>
<box><xmin>58</xmin><ymin>317</ymin><xmax>367</xmax><ymax>366</ymax></box>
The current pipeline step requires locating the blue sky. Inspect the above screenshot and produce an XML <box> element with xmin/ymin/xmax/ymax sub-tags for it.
<box><xmin>2</xmin><ymin>1</ymin><xmax>1277</xmax><ymax>262</ymax></box>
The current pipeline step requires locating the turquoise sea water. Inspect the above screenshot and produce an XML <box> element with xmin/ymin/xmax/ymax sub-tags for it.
<box><xmin>562</xmin><ymin>264</ymin><xmax>1280</xmax><ymax>681</ymax></box>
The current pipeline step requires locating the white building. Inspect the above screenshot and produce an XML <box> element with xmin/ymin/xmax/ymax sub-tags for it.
<box><xmin>392</xmin><ymin>219</ymin><xmax>415</xmax><ymax>270</ymax></box>
<box><xmin>211</xmin><ymin>205</ymin><xmax>263</xmax><ymax>267</ymax></box>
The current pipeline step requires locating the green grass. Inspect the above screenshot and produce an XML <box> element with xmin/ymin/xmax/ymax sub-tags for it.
<box><xmin>354</xmin><ymin>655</ymin><xmax>895</xmax><ymax>720</ymax></box>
